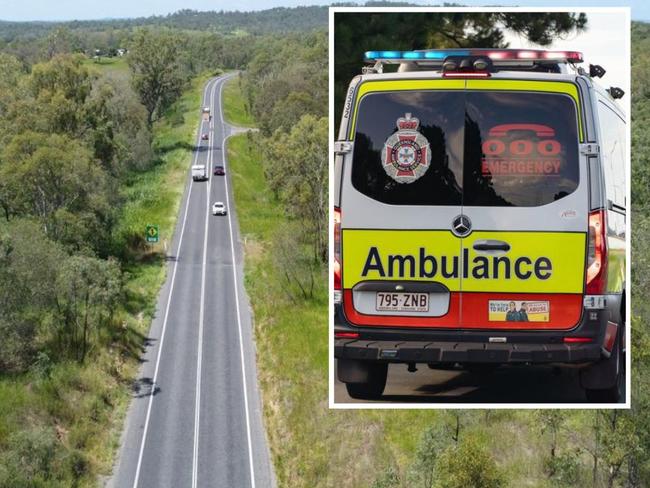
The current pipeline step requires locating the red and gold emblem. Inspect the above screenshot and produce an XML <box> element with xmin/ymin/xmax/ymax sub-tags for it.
<box><xmin>381</xmin><ymin>113</ymin><xmax>431</xmax><ymax>184</ymax></box>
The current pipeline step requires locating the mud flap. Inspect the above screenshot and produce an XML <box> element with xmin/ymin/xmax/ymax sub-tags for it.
<box><xmin>579</xmin><ymin>328</ymin><xmax>620</xmax><ymax>390</ymax></box>
<box><xmin>338</xmin><ymin>358</ymin><xmax>381</xmax><ymax>383</ymax></box>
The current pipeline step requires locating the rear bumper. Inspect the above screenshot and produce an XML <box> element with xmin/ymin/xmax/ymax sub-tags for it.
<box><xmin>335</xmin><ymin>338</ymin><xmax>601</xmax><ymax>364</ymax></box>
<box><xmin>334</xmin><ymin>294</ymin><xmax>622</xmax><ymax>365</ymax></box>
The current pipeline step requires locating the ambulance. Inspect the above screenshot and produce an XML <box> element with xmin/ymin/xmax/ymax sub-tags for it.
<box><xmin>333</xmin><ymin>49</ymin><xmax>626</xmax><ymax>402</ymax></box>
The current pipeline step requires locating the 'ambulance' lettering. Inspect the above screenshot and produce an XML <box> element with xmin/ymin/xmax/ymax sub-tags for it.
<box><xmin>361</xmin><ymin>247</ymin><xmax>553</xmax><ymax>281</ymax></box>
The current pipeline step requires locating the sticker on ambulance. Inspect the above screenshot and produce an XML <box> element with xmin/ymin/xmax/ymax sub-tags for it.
<box><xmin>488</xmin><ymin>300</ymin><xmax>550</xmax><ymax>322</ymax></box>
<box><xmin>481</xmin><ymin>123</ymin><xmax>562</xmax><ymax>177</ymax></box>
<box><xmin>381</xmin><ymin>113</ymin><xmax>431</xmax><ymax>184</ymax></box>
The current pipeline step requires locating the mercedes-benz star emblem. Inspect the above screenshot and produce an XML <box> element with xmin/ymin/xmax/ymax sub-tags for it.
<box><xmin>451</xmin><ymin>214</ymin><xmax>472</xmax><ymax>237</ymax></box>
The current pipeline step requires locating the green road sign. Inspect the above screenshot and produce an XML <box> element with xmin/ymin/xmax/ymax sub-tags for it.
<box><xmin>146</xmin><ymin>224</ymin><xmax>159</xmax><ymax>243</ymax></box>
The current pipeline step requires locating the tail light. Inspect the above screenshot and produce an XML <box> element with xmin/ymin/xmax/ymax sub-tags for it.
<box><xmin>334</xmin><ymin>207</ymin><xmax>342</xmax><ymax>303</ymax></box>
<box><xmin>586</xmin><ymin>210</ymin><xmax>608</xmax><ymax>294</ymax></box>
<box><xmin>335</xmin><ymin>331</ymin><xmax>359</xmax><ymax>339</ymax></box>
<box><xmin>564</xmin><ymin>337</ymin><xmax>593</xmax><ymax>344</ymax></box>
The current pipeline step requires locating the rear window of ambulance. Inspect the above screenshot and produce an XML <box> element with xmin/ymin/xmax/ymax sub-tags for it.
<box><xmin>350</xmin><ymin>89</ymin><xmax>580</xmax><ymax>207</ymax></box>
<box><xmin>463</xmin><ymin>91</ymin><xmax>580</xmax><ymax>207</ymax></box>
<box><xmin>351</xmin><ymin>91</ymin><xmax>464</xmax><ymax>206</ymax></box>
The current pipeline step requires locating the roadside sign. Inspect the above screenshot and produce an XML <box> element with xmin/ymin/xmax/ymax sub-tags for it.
<box><xmin>146</xmin><ymin>224</ymin><xmax>159</xmax><ymax>243</ymax></box>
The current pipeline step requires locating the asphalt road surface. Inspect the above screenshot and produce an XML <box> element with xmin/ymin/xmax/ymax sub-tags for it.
<box><xmin>108</xmin><ymin>75</ymin><xmax>275</xmax><ymax>488</ymax></box>
<box><xmin>334</xmin><ymin>361</ymin><xmax>597</xmax><ymax>404</ymax></box>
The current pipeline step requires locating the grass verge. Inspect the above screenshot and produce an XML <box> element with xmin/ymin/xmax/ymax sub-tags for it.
<box><xmin>222</xmin><ymin>75</ymin><xmax>256</xmax><ymax>127</ymax></box>
<box><xmin>0</xmin><ymin>72</ymin><xmax>215</xmax><ymax>487</ymax></box>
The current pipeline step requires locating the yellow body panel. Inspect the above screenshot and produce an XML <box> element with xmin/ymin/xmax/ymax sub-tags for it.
<box><xmin>342</xmin><ymin>229</ymin><xmax>586</xmax><ymax>294</ymax></box>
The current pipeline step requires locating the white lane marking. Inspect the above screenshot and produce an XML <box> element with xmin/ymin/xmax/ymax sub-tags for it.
<box><xmin>191</xmin><ymin>76</ymin><xmax>219</xmax><ymax>488</ymax></box>
<box><xmin>132</xmin><ymin>77</ymin><xmax>217</xmax><ymax>488</ymax></box>
<box><xmin>219</xmin><ymin>74</ymin><xmax>257</xmax><ymax>488</ymax></box>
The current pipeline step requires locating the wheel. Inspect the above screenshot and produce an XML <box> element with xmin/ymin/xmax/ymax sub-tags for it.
<box><xmin>584</xmin><ymin>327</ymin><xmax>625</xmax><ymax>403</ymax></box>
<box><xmin>344</xmin><ymin>363</ymin><xmax>388</xmax><ymax>400</ymax></box>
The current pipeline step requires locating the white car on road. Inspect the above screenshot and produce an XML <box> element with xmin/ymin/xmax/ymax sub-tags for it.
<box><xmin>212</xmin><ymin>201</ymin><xmax>227</xmax><ymax>215</ymax></box>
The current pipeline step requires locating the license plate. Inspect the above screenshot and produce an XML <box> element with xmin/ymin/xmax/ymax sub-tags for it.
<box><xmin>375</xmin><ymin>292</ymin><xmax>429</xmax><ymax>312</ymax></box>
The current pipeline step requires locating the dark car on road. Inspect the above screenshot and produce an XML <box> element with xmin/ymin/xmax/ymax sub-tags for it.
<box><xmin>214</xmin><ymin>165</ymin><xmax>225</xmax><ymax>175</ymax></box>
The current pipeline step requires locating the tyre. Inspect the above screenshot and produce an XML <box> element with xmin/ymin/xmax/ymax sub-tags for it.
<box><xmin>345</xmin><ymin>363</ymin><xmax>388</xmax><ymax>400</ymax></box>
<box><xmin>584</xmin><ymin>327</ymin><xmax>625</xmax><ymax>403</ymax></box>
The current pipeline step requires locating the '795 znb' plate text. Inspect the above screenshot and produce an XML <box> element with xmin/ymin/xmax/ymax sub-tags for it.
<box><xmin>375</xmin><ymin>292</ymin><xmax>429</xmax><ymax>312</ymax></box>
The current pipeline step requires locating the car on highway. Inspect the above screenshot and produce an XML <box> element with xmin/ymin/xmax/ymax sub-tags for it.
<box><xmin>212</xmin><ymin>201</ymin><xmax>227</xmax><ymax>215</ymax></box>
<box><xmin>201</xmin><ymin>133</ymin><xmax>209</xmax><ymax>141</ymax></box>
<box><xmin>333</xmin><ymin>48</ymin><xmax>627</xmax><ymax>402</ymax></box>
<box><xmin>214</xmin><ymin>165</ymin><xmax>225</xmax><ymax>175</ymax></box>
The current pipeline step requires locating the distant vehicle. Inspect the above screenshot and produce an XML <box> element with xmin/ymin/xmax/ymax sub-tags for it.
<box><xmin>201</xmin><ymin>133</ymin><xmax>209</xmax><ymax>141</ymax></box>
<box><xmin>214</xmin><ymin>165</ymin><xmax>225</xmax><ymax>175</ymax></box>
<box><xmin>192</xmin><ymin>164</ymin><xmax>207</xmax><ymax>181</ymax></box>
<box><xmin>212</xmin><ymin>201</ymin><xmax>227</xmax><ymax>215</ymax></box>
<box><xmin>202</xmin><ymin>107</ymin><xmax>210</xmax><ymax>114</ymax></box>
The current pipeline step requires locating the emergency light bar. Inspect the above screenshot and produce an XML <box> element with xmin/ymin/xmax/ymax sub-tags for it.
<box><xmin>364</xmin><ymin>48</ymin><xmax>584</xmax><ymax>64</ymax></box>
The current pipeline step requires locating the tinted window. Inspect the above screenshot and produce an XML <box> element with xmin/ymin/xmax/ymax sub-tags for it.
<box><xmin>352</xmin><ymin>91</ymin><xmax>464</xmax><ymax>205</ymax></box>
<box><xmin>463</xmin><ymin>92</ymin><xmax>580</xmax><ymax>207</ymax></box>
<box><xmin>351</xmin><ymin>89</ymin><xmax>580</xmax><ymax>208</ymax></box>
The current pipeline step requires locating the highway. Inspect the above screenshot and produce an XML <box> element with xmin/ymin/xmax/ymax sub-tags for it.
<box><xmin>334</xmin><ymin>361</ymin><xmax>599</xmax><ymax>404</ymax></box>
<box><xmin>108</xmin><ymin>74</ymin><xmax>275</xmax><ymax>488</ymax></box>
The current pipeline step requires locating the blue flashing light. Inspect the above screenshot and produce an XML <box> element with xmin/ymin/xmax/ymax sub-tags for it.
<box><xmin>365</xmin><ymin>49</ymin><xmax>473</xmax><ymax>61</ymax></box>
<box><xmin>423</xmin><ymin>51</ymin><xmax>446</xmax><ymax>59</ymax></box>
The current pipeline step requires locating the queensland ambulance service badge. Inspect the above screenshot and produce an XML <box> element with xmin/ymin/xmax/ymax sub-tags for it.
<box><xmin>381</xmin><ymin>113</ymin><xmax>431</xmax><ymax>184</ymax></box>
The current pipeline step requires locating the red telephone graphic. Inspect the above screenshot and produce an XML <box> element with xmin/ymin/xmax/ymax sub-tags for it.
<box><xmin>483</xmin><ymin>123</ymin><xmax>560</xmax><ymax>157</ymax></box>
<box><xmin>488</xmin><ymin>123</ymin><xmax>555</xmax><ymax>138</ymax></box>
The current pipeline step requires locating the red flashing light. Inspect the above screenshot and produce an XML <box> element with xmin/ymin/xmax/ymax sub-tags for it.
<box><xmin>563</xmin><ymin>337</ymin><xmax>593</xmax><ymax>343</ymax></box>
<box><xmin>484</xmin><ymin>49</ymin><xmax>583</xmax><ymax>63</ymax></box>
<box><xmin>586</xmin><ymin>210</ymin><xmax>608</xmax><ymax>294</ymax></box>
<box><xmin>335</xmin><ymin>331</ymin><xmax>359</xmax><ymax>339</ymax></box>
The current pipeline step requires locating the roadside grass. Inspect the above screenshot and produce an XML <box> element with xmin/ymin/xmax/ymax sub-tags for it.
<box><xmin>0</xmin><ymin>73</ymin><xmax>214</xmax><ymax>486</ymax></box>
<box><xmin>222</xmin><ymin>75</ymin><xmax>255</xmax><ymax>127</ymax></box>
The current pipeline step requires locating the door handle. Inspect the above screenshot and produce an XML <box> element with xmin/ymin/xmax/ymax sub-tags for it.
<box><xmin>472</xmin><ymin>240</ymin><xmax>511</xmax><ymax>252</ymax></box>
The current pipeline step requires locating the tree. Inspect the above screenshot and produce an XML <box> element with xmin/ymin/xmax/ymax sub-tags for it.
<box><xmin>538</xmin><ymin>410</ymin><xmax>564</xmax><ymax>463</ymax></box>
<box><xmin>86</xmin><ymin>73</ymin><xmax>153</xmax><ymax>175</ymax></box>
<box><xmin>435</xmin><ymin>437</ymin><xmax>505</xmax><ymax>488</ymax></box>
<box><xmin>55</xmin><ymin>255</ymin><xmax>121</xmax><ymax>363</ymax></box>
<box><xmin>43</xmin><ymin>27</ymin><xmax>82</xmax><ymax>59</ymax></box>
<box><xmin>128</xmin><ymin>28</ymin><xmax>188</xmax><ymax>126</ymax></box>
<box><xmin>599</xmin><ymin>411</ymin><xmax>643</xmax><ymax>488</ymax></box>
<box><xmin>409</xmin><ymin>424</ymin><xmax>451</xmax><ymax>488</ymax></box>
<box><xmin>334</xmin><ymin>12</ymin><xmax>588</xmax><ymax>122</ymax></box>
<box><xmin>262</xmin><ymin>115</ymin><xmax>328</xmax><ymax>262</ymax></box>
<box><xmin>270</xmin><ymin>222</ymin><xmax>320</xmax><ymax>302</ymax></box>
<box><xmin>0</xmin><ymin>219</ymin><xmax>64</xmax><ymax>371</ymax></box>
<box><xmin>28</xmin><ymin>54</ymin><xmax>93</xmax><ymax>136</ymax></box>
<box><xmin>0</xmin><ymin>132</ymin><xmax>112</xmax><ymax>251</ymax></box>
